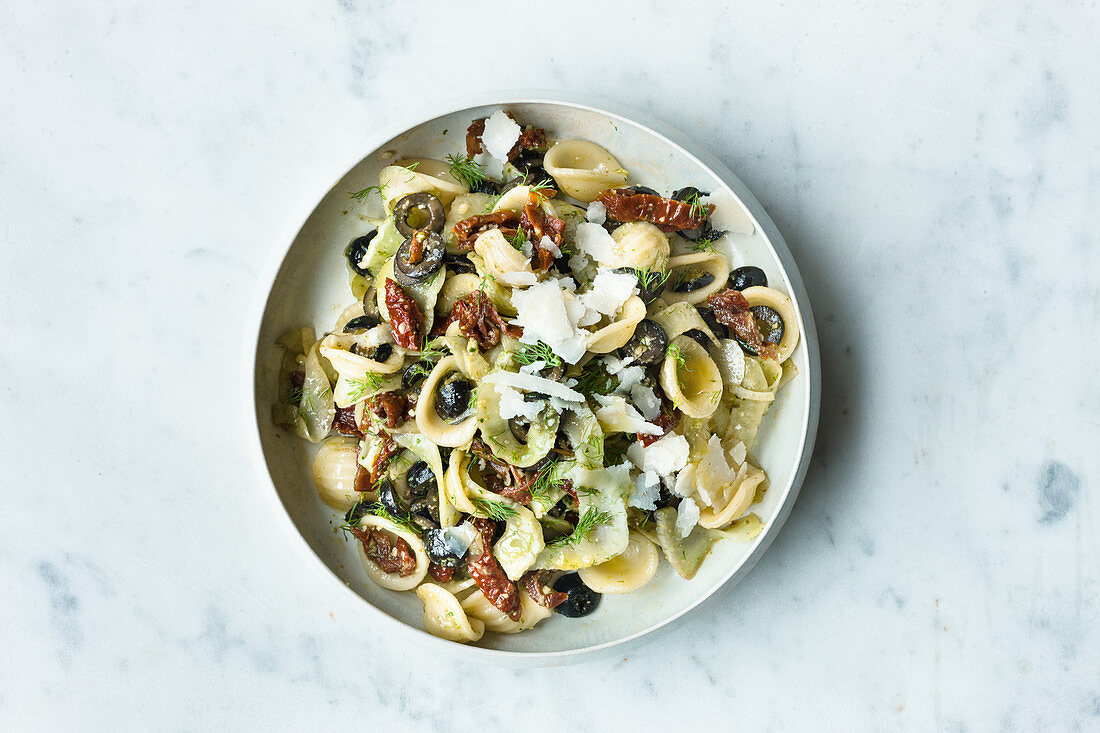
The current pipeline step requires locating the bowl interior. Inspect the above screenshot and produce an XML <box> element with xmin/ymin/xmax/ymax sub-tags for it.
<box><xmin>252</xmin><ymin>101</ymin><xmax>814</xmax><ymax>654</ymax></box>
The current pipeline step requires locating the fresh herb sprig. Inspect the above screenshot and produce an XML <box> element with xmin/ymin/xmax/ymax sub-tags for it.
<box><xmin>573</xmin><ymin>359</ymin><xmax>616</xmax><ymax>397</ymax></box>
<box><xmin>513</xmin><ymin>341</ymin><xmax>562</xmax><ymax>369</ymax></box>
<box><xmin>684</xmin><ymin>190</ymin><xmax>708</xmax><ymax>220</ymax></box>
<box><xmin>546</xmin><ymin>507</ymin><xmax>613</xmax><ymax>549</ymax></box>
<box><xmin>340</xmin><ymin>501</ymin><xmax>420</xmax><ymax>538</ymax></box>
<box><xmin>345</xmin><ymin>372</ymin><xmax>388</xmax><ymax>401</ymax></box>
<box><xmin>471</xmin><ymin>497</ymin><xmax>518</xmax><ymax>522</ymax></box>
<box><xmin>446</xmin><ymin>153</ymin><xmax>488</xmax><ymax>190</ymax></box>
<box><xmin>527</xmin><ymin>457</ymin><xmax>563</xmax><ymax>506</ymax></box>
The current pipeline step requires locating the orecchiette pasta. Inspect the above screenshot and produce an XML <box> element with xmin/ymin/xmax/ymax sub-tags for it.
<box><xmin>310</xmin><ymin>436</ymin><xmax>361</xmax><ymax>511</ymax></box>
<box><xmin>543</xmin><ymin>140</ymin><xmax>629</xmax><ymax>202</ymax></box>
<box><xmin>273</xmin><ymin>109</ymin><xmax>802</xmax><ymax>644</ymax></box>
<box><xmin>578</xmin><ymin>531</ymin><xmax>659</xmax><ymax>594</ymax></box>
<box><xmin>416</xmin><ymin>583</ymin><xmax>485</xmax><ymax>643</ymax></box>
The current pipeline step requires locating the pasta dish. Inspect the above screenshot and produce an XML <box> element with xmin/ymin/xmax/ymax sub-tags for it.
<box><xmin>273</xmin><ymin>110</ymin><xmax>800</xmax><ymax>642</ymax></box>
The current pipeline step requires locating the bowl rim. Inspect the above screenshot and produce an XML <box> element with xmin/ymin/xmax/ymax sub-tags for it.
<box><xmin>243</xmin><ymin>92</ymin><xmax>821</xmax><ymax>662</ymax></box>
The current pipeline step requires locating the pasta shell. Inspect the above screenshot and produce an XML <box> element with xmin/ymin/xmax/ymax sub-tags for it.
<box><xmin>660</xmin><ymin>335</ymin><xmax>723</xmax><ymax>418</ymax></box>
<box><xmin>578</xmin><ymin>531</ymin><xmax>659</xmax><ymax>594</ymax></box>
<box><xmin>739</xmin><ymin>285</ymin><xmax>800</xmax><ymax>362</ymax></box>
<box><xmin>355</xmin><ymin>514</ymin><xmax>429</xmax><ymax>591</ymax></box>
<box><xmin>543</xmin><ymin>140</ymin><xmax>628</xmax><ymax>202</ymax></box>
<box><xmin>416</xmin><ymin>583</ymin><xmax>485</xmax><ymax>643</ymax></box>
<box><xmin>310</xmin><ymin>436</ymin><xmax>362</xmax><ymax>511</ymax></box>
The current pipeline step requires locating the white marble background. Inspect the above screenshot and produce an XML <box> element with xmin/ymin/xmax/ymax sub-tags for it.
<box><xmin>1</xmin><ymin>1</ymin><xmax>1097</xmax><ymax>730</ymax></box>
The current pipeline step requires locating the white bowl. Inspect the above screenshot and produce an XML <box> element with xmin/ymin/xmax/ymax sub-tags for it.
<box><xmin>247</xmin><ymin>95</ymin><xmax>820</xmax><ymax>661</ymax></box>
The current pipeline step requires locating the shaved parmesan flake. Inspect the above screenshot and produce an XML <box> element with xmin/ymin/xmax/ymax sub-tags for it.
<box><xmin>482</xmin><ymin>110</ymin><xmax>521</xmax><ymax>162</ymax></box>
<box><xmin>498</xmin><ymin>270</ymin><xmax>538</xmax><ymax>287</ymax></box>
<box><xmin>586</xmin><ymin>200</ymin><xmax>606</xmax><ymax>225</ymax></box>
<box><xmin>628</xmin><ymin>470</ymin><xmax>661</xmax><ymax>510</ymax></box>
<box><xmin>676</xmin><ymin>496</ymin><xmax>700</xmax><ymax>537</ymax></box>
<box><xmin>630</xmin><ymin>383</ymin><xmax>660</xmax><ymax>420</ymax></box>
<box><xmin>627</xmin><ymin>433</ymin><xmax>690</xmax><ymax>477</ymax></box>
<box><xmin>497</xmin><ymin>383</ymin><xmax>545</xmax><ymax>421</ymax></box>
<box><xmin>474</xmin><ymin>151</ymin><xmax>503</xmax><ymax>180</ymax></box>
<box><xmin>511</xmin><ymin>281</ymin><xmax>588</xmax><ymax>363</ymax></box>
<box><xmin>594</xmin><ymin>394</ymin><xmax>662</xmax><ymax>435</ymax></box>
<box><xmin>575</xmin><ymin>222</ymin><xmax>618</xmax><ymax>266</ymax></box>
<box><xmin>616</xmin><ymin>366</ymin><xmax>645</xmax><ymax>391</ymax></box>
<box><xmin>539</xmin><ymin>235</ymin><xmax>561</xmax><ymax>259</ymax></box>
<box><xmin>483</xmin><ymin>370</ymin><xmax>584</xmax><ymax>403</ymax></box>
<box><xmin>580</xmin><ymin>269</ymin><xmax>638</xmax><ymax>316</ymax></box>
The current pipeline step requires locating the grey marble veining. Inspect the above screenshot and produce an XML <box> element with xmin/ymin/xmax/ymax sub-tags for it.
<box><xmin>1</xmin><ymin>1</ymin><xmax>1097</xmax><ymax>730</ymax></box>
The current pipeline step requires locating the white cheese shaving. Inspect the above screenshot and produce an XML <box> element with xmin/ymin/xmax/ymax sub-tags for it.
<box><xmin>510</xmin><ymin>281</ymin><xmax>588</xmax><ymax>363</ymax></box>
<box><xmin>616</xmin><ymin>365</ymin><xmax>645</xmax><ymax>391</ymax></box>
<box><xmin>579</xmin><ymin>268</ymin><xmax>638</xmax><ymax>316</ymax></box>
<box><xmin>630</xmin><ymin>383</ymin><xmax>661</xmax><ymax>420</ymax></box>
<box><xmin>482</xmin><ymin>110</ymin><xmax>521</xmax><ymax>162</ymax></box>
<box><xmin>518</xmin><ymin>360</ymin><xmax>546</xmax><ymax>375</ymax></box>
<box><xmin>496</xmin><ymin>383</ymin><xmax>546</xmax><ymax>421</ymax></box>
<box><xmin>473</xmin><ymin>151</ymin><xmax>503</xmax><ymax>180</ymax></box>
<box><xmin>594</xmin><ymin>394</ymin><xmax>662</xmax><ymax>435</ymax></box>
<box><xmin>443</xmin><ymin>522</ymin><xmax>479</xmax><ymax>556</ymax></box>
<box><xmin>676</xmin><ymin>496</ymin><xmax>700</xmax><ymax>538</ymax></box>
<box><xmin>497</xmin><ymin>270</ymin><xmax>538</xmax><ymax>287</ymax></box>
<box><xmin>539</xmin><ymin>235</ymin><xmax>561</xmax><ymax>259</ymax></box>
<box><xmin>483</xmin><ymin>369</ymin><xmax>584</xmax><ymax>403</ymax></box>
<box><xmin>568</xmin><ymin>252</ymin><xmax>592</xmax><ymax>279</ymax></box>
<box><xmin>602</xmin><ymin>354</ymin><xmax>634</xmax><ymax>375</ymax></box>
<box><xmin>586</xmin><ymin>200</ymin><xmax>607</xmax><ymax>225</ymax></box>
<box><xmin>627</xmin><ymin>433</ymin><xmax>690</xmax><ymax>477</ymax></box>
<box><xmin>575</xmin><ymin>222</ymin><xmax>618</xmax><ymax>266</ymax></box>
<box><xmin>628</xmin><ymin>470</ymin><xmax>661</xmax><ymax>510</ymax></box>
<box><xmin>692</xmin><ymin>435</ymin><xmax>737</xmax><ymax>506</ymax></box>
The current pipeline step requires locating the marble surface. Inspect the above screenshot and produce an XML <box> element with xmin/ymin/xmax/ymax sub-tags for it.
<box><xmin>1</xmin><ymin>1</ymin><xmax>1097</xmax><ymax>730</ymax></box>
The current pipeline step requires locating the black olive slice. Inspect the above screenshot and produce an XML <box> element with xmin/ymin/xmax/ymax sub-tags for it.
<box><xmin>345</xmin><ymin>231</ymin><xmax>377</xmax><ymax>276</ymax></box>
<box><xmin>344</xmin><ymin>500</ymin><xmax>371</xmax><ymax>525</ymax></box>
<box><xmin>729</xmin><ymin>266</ymin><xmax>768</xmax><ymax>291</ymax></box>
<box><xmin>672</xmin><ymin>270</ymin><xmax>715</xmax><ymax>293</ymax></box>
<box><xmin>626</xmin><ymin>185</ymin><xmax>661</xmax><ymax>196</ymax></box>
<box><xmin>671</xmin><ymin>187</ymin><xmax>713</xmax><ymax>241</ymax></box>
<box><xmin>443</xmin><ymin>252</ymin><xmax>476</xmax><ymax>274</ymax></box>
<box><xmin>435</xmin><ymin>374</ymin><xmax>473</xmax><ymax>422</ymax></box>
<box><xmin>409</xmin><ymin>494</ymin><xmax>440</xmax><ymax>529</ymax></box>
<box><xmin>393</xmin><ymin>192</ymin><xmax>445</xmax><ymax>237</ymax></box>
<box><xmin>402</xmin><ymin>361</ymin><xmax>430</xmax><ymax>391</ymax></box>
<box><xmin>683</xmin><ymin>329</ymin><xmax>711</xmax><ymax>349</ymax></box>
<box><xmin>377</xmin><ymin>478</ymin><xmax>407</xmax><ymax>517</ymax></box>
<box><xmin>751</xmin><ymin>305</ymin><xmax>784</xmax><ymax>345</ymax></box>
<box><xmin>619</xmin><ymin>320</ymin><xmax>669</xmax><ymax>365</ymax></box>
<box><xmin>343</xmin><ymin>314</ymin><xmax>382</xmax><ymax>333</ymax></box>
<box><xmin>552</xmin><ymin>573</ymin><xmax>602</xmax><ymax>618</ymax></box>
<box><xmin>406</xmin><ymin>461</ymin><xmax>436</xmax><ymax>499</ymax></box>
<box><xmin>424</xmin><ymin>527</ymin><xmax>465</xmax><ymax>567</ymax></box>
<box><xmin>696</xmin><ymin>307</ymin><xmax>728</xmax><ymax>340</ymax></box>
<box><xmin>394</xmin><ymin>230</ymin><xmax>444</xmax><ymax>287</ymax></box>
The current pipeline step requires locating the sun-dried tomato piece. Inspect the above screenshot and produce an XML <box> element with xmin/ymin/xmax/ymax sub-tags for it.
<box><xmin>433</xmin><ymin>290</ymin><xmax>522</xmax><ymax>349</ymax></box>
<box><xmin>366</xmin><ymin>433</ymin><xmax>399</xmax><ymax>486</ymax></box>
<box><xmin>595</xmin><ymin>188</ymin><xmax>714</xmax><ymax>233</ymax></box>
<box><xmin>706</xmin><ymin>288</ymin><xmax>774</xmax><ymax>358</ymax></box>
<box><xmin>521</xmin><ymin>570</ymin><xmax>567</xmax><ymax>609</ymax></box>
<box><xmin>332</xmin><ymin>405</ymin><xmax>363</xmax><ymax>438</ymax></box>
<box><xmin>520</xmin><ymin>196</ymin><xmax>566</xmax><ymax>271</ymax></box>
<box><xmin>428</xmin><ymin>562</ymin><xmax>454</xmax><ymax>583</ymax></box>
<box><xmin>384</xmin><ymin>278</ymin><xmax>423</xmax><ymax>350</ymax></box>
<box><xmin>353</xmin><ymin>463</ymin><xmax>373</xmax><ymax>493</ymax></box>
<box><xmin>366</xmin><ymin>392</ymin><xmax>409</xmax><ymax>429</ymax></box>
<box><xmin>638</xmin><ymin>404</ymin><xmax>681</xmax><ymax>446</ymax></box>
<box><xmin>451</xmin><ymin>210</ymin><xmax>521</xmax><ymax>252</ymax></box>
<box><xmin>466</xmin><ymin>118</ymin><xmax>487</xmax><ymax>157</ymax></box>
<box><xmin>351</xmin><ymin>527</ymin><xmax>417</xmax><ymax>576</ymax></box>
<box><xmin>466</xmin><ymin>517</ymin><xmax>521</xmax><ymax>620</ymax></box>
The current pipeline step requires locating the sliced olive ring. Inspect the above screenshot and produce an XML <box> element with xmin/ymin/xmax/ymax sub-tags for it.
<box><xmin>343</xmin><ymin>314</ymin><xmax>382</xmax><ymax>333</ymax></box>
<box><xmin>394</xmin><ymin>230</ymin><xmax>444</xmax><ymax>286</ymax></box>
<box><xmin>672</xmin><ymin>269</ymin><xmax>715</xmax><ymax>293</ymax></box>
<box><xmin>406</xmin><ymin>461</ymin><xmax>436</xmax><ymax>499</ymax></box>
<box><xmin>619</xmin><ymin>320</ymin><xmax>669</xmax><ymax>365</ymax></box>
<box><xmin>435</xmin><ymin>373</ymin><xmax>473</xmax><ymax>423</ymax></box>
<box><xmin>393</xmin><ymin>192</ymin><xmax>445</xmax><ymax>237</ymax></box>
<box><xmin>696</xmin><ymin>306</ymin><xmax>729</xmax><ymax>340</ymax></box>
<box><xmin>443</xmin><ymin>252</ymin><xmax>476</xmax><ymax>274</ymax></box>
<box><xmin>729</xmin><ymin>266</ymin><xmax>767</xmax><ymax>291</ymax></box>
<box><xmin>750</xmin><ymin>305</ymin><xmax>784</xmax><ymax>345</ymax></box>
<box><xmin>377</xmin><ymin>478</ymin><xmax>406</xmax><ymax>517</ymax></box>
<box><xmin>345</xmin><ymin>230</ymin><xmax>377</xmax><ymax>276</ymax></box>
